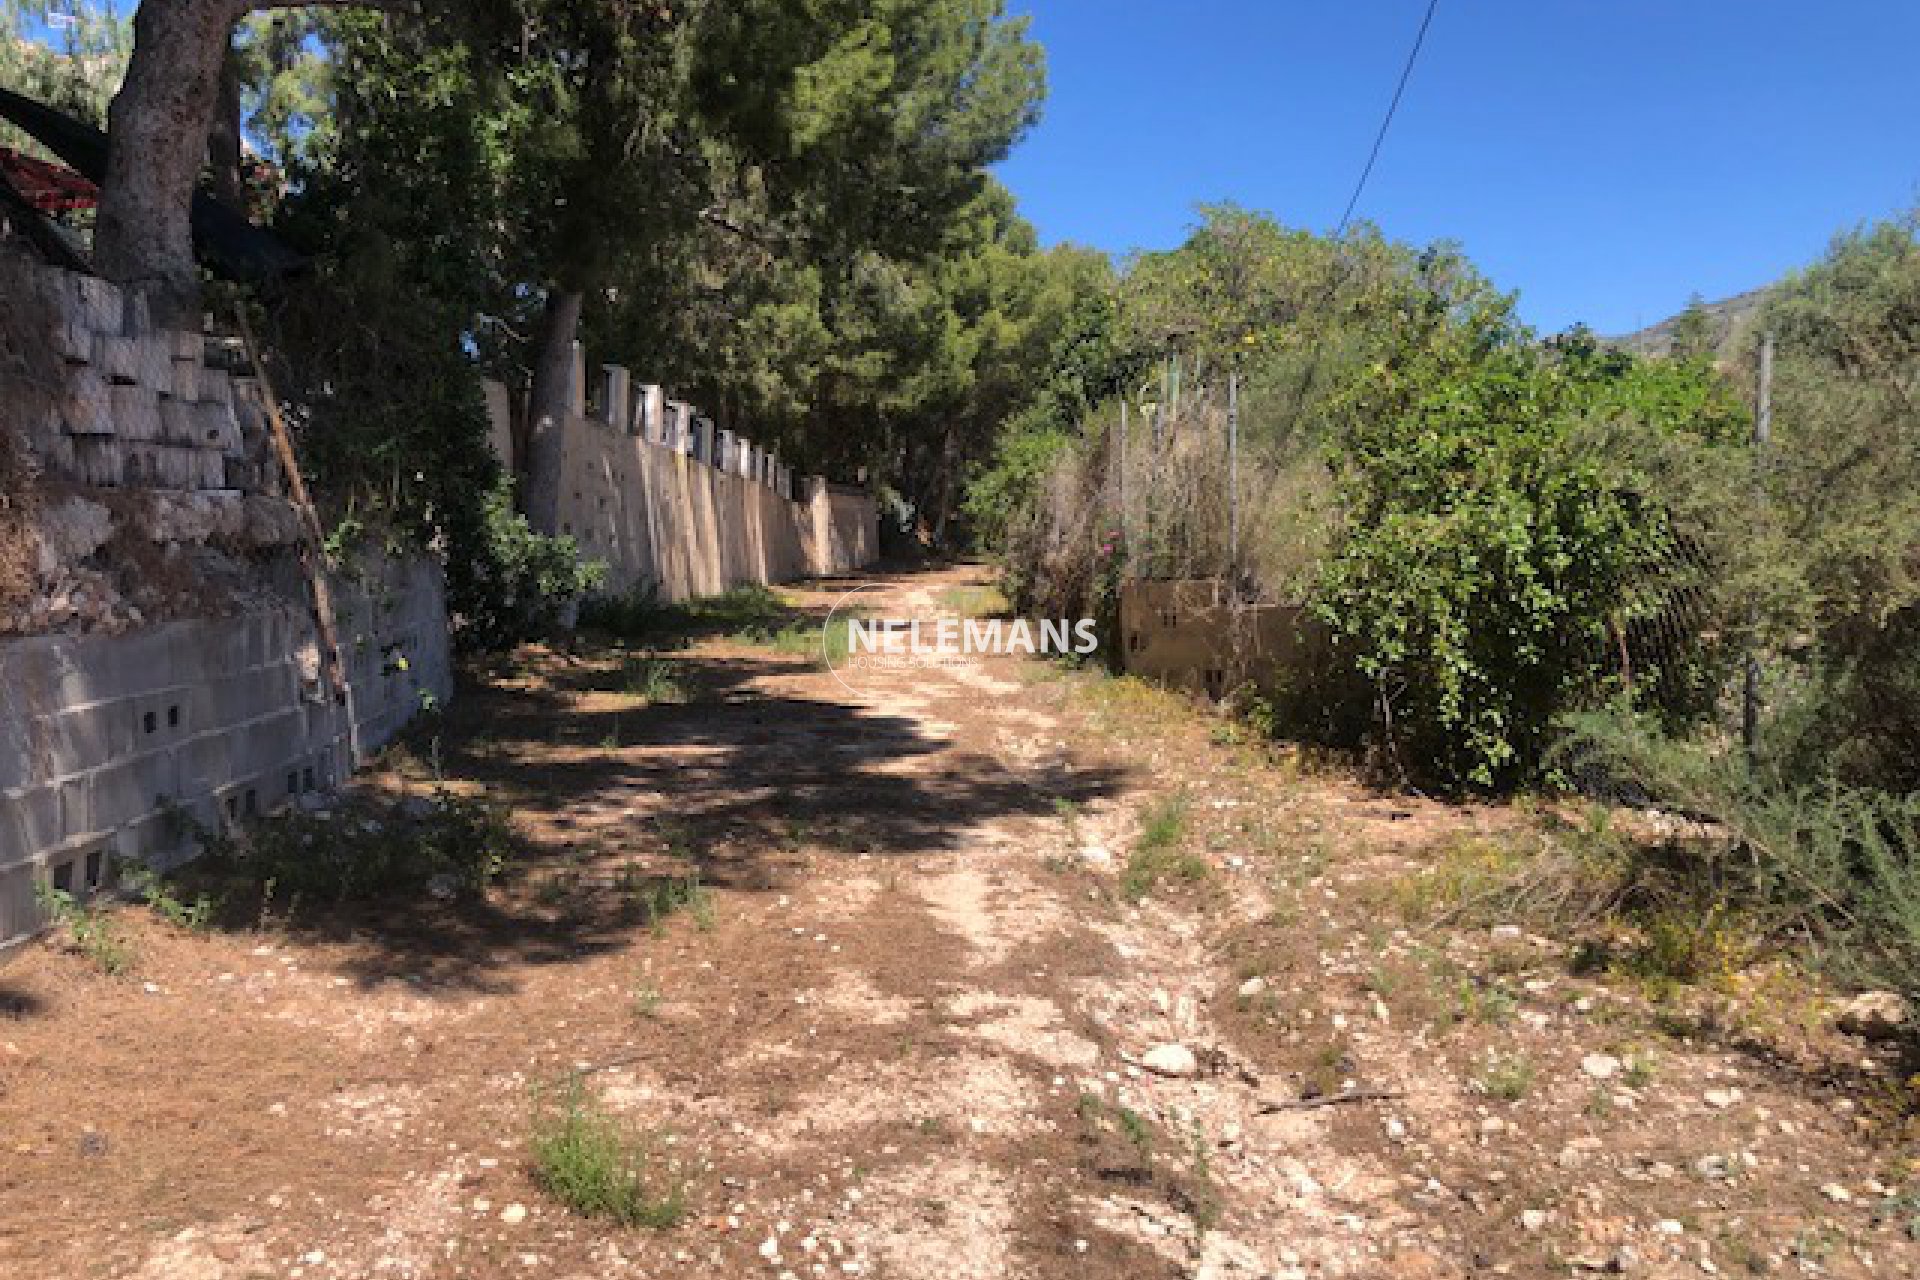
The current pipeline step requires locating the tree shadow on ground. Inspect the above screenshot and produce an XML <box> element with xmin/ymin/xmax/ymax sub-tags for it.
<box><xmin>0</xmin><ymin>981</ymin><xmax>46</xmax><ymax>1019</ymax></box>
<box><xmin>180</xmin><ymin>600</ymin><xmax>1130</xmax><ymax>995</ymax></box>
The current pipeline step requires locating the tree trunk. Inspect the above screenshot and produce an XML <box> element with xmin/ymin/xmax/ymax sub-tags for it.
<box><xmin>95</xmin><ymin>0</ymin><xmax>246</xmax><ymax>322</ymax></box>
<box><xmin>207</xmin><ymin>40</ymin><xmax>246</xmax><ymax>209</ymax></box>
<box><xmin>95</xmin><ymin>0</ymin><xmax>404</xmax><ymax>321</ymax></box>
<box><xmin>523</xmin><ymin>288</ymin><xmax>585</xmax><ymax>533</ymax></box>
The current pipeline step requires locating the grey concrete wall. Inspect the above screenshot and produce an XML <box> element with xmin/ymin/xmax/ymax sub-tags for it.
<box><xmin>485</xmin><ymin>359</ymin><xmax>879</xmax><ymax>602</ymax></box>
<box><xmin>0</xmin><ymin>554</ymin><xmax>452</xmax><ymax>948</ymax></box>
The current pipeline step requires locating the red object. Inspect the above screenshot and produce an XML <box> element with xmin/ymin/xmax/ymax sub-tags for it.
<box><xmin>0</xmin><ymin>146</ymin><xmax>99</xmax><ymax>212</ymax></box>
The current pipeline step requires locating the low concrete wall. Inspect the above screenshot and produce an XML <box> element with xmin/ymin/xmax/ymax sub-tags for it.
<box><xmin>0</xmin><ymin>553</ymin><xmax>452</xmax><ymax>948</ymax></box>
<box><xmin>487</xmin><ymin>356</ymin><xmax>879</xmax><ymax>601</ymax></box>
<box><xmin>1118</xmin><ymin>579</ymin><xmax>1313</xmax><ymax>699</ymax></box>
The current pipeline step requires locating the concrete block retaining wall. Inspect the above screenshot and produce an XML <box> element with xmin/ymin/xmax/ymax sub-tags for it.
<box><xmin>0</xmin><ymin>552</ymin><xmax>453</xmax><ymax>950</ymax></box>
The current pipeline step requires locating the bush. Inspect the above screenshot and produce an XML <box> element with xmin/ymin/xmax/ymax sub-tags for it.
<box><xmin>1561</xmin><ymin>706</ymin><xmax>1920</xmax><ymax>1002</ymax></box>
<box><xmin>447</xmin><ymin>475</ymin><xmax>605</xmax><ymax>652</ymax></box>
<box><xmin>1315</xmin><ymin>317</ymin><xmax>1745</xmax><ymax>789</ymax></box>
<box><xmin>172</xmin><ymin>788</ymin><xmax>516</xmax><ymax>907</ymax></box>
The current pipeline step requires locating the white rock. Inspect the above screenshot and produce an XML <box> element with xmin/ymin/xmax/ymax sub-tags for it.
<box><xmin>1141</xmin><ymin>1043</ymin><xmax>1200</xmax><ymax>1078</ymax></box>
<box><xmin>1237</xmin><ymin>976</ymin><xmax>1269</xmax><ymax>1000</ymax></box>
<box><xmin>1820</xmin><ymin>1183</ymin><xmax>1852</xmax><ymax>1204</ymax></box>
<box><xmin>1702</xmin><ymin>1088</ymin><xmax>1741</xmax><ymax>1110</ymax></box>
<box><xmin>1521</xmin><ymin>1209</ymin><xmax>1548</xmax><ymax>1232</ymax></box>
<box><xmin>500</xmin><ymin>1203</ymin><xmax>527</xmax><ymax>1225</ymax></box>
<box><xmin>1581</xmin><ymin>1053</ymin><xmax>1622</xmax><ymax>1080</ymax></box>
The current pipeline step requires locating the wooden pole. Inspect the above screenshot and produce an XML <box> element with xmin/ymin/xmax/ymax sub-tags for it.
<box><xmin>1227</xmin><ymin>369</ymin><xmax>1240</xmax><ymax>585</ymax></box>
<box><xmin>234</xmin><ymin>306</ymin><xmax>348</xmax><ymax>705</ymax></box>
<box><xmin>1742</xmin><ymin>331</ymin><xmax>1774</xmax><ymax>756</ymax></box>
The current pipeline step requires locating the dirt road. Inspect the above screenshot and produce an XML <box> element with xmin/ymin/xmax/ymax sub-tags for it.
<box><xmin>1</xmin><ymin>564</ymin><xmax>1910</xmax><ymax>1279</ymax></box>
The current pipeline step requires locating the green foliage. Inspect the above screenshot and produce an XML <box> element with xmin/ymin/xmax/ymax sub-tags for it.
<box><xmin>448</xmin><ymin>476</ymin><xmax>605</xmax><ymax>652</ymax></box>
<box><xmin>0</xmin><ymin>1</ymin><xmax>128</xmax><ymax>144</ymax></box>
<box><xmin>1744</xmin><ymin>214</ymin><xmax>1920</xmax><ymax>791</ymax></box>
<box><xmin>174</xmin><ymin>788</ymin><xmax>517</xmax><ymax>908</ymax></box>
<box><xmin>120</xmin><ymin>862</ymin><xmax>216</xmax><ymax>933</ymax></box>
<box><xmin>1315</xmin><ymin>308</ymin><xmax>1745</xmax><ymax>789</ymax></box>
<box><xmin>622</xmin><ymin>655</ymin><xmax>689</xmax><ymax>705</ymax></box>
<box><xmin>1562</xmin><ymin>706</ymin><xmax>1920</xmax><ymax>1002</ymax></box>
<box><xmin>530</xmin><ymin>1074</ymin><xmax>686</xmax><ymax>1227</ymax></box>
<box><xmin>1121</xmin><ymin>794</ymin><xmax>1207</xmax><ymax>901</ymax></box>
<box><xmin>34</xmin><ymin>883</ymin><xmax>133</xmax><ymax>975</ymax></box>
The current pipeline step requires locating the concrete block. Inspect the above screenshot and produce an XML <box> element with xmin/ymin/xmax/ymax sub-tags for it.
<box><xmin>52</xmin><ymin>285</ymin><xmax>92</xmax><ymax>363</ymax></box>
<box><xmin>76</xmin><ymin>275</ymin><xmax>124</xmax><ymax>334</ymax></box>
<box><xmin>61</xmin><ymin>365</ymin><xmax>114</xmax><ymax>437</ymax></box>
<box><xmin>85</xmin><ymin>749</ymin><xmax>181</xmax><ymax>832</ymax></box>
<box><xmin>600</xmin><ymin>365</ymin><xmax>631</xmax><ymax>429</ymax></box>
<box><xmin>93</xmin><ymin>333</ymin><xmax>139</xmax><ymax>383</ymax></box>
<box><xmin>195</xmin><ymin>402</ymin><xmax>242</xmax><ymax>453</ymax></box>
<box><xmin>41</xmin><ymin>701</ymin><xmax>138</xmax><ymax>781</ymax></box>
<box><xmin>568</xmin><ymin>341</ymin><xmax>587</xmax><ymax>414</ymax></box>
<box><xmin>111</xmin><ymin>384</ymin><xmax>162</xmax><ymax>442</ymax></box>
<box><xmin>0</xmin><ymin>861</ymin><xmax>44</xmax><ymax>947</ymax></box>
<box><xmin>148</xmin><ymin>446</ymin><xmax>203</xmax><ymax>489</ymax></box>
<box><xmin>158</xmin><ymin>396</ymin><xmax>197</xmax><ymax>445</ymax></box>
<box><xmin>637</xmin><ymin>384</ymin><xmax>663</xmax><ymax>440</ymax></box>
<box><xmin>0</xmin><ymin>785</ymin><xmax>64</xmax><ymax>871</ymax></box>
<box><xmin>170</xmin><ymin>356</ymin><xmax>201</xmax><ymax>403</ymax></box>
<box><xmin>199</xmin><ymin>367</ymin><xmax>232</xmax><ymax>409</ymax></box>
<box><xmin>135</xmin><ymin>333</ymin><xmax>173</xmax><ymax>389</ymax></box>
<box><xmin>70</xmin><ymin>438</ymin><xmax>125</xmax><ymax>487</ymax></box>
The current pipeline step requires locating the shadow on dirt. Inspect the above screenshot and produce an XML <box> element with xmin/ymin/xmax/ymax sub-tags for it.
<box><xmin>167</xmin><ymin>567</ymin><xmax>1130</xmax><ymax>994</ymax></box>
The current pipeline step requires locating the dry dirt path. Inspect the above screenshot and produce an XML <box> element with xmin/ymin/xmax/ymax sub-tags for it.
<box><xmin>1</xmin><ymin>564</ymin><xmax>1913</xmax><ymax>1279</ymax></box>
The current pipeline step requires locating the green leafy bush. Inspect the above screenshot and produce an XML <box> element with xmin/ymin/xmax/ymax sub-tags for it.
<box><xmin>447</xmin><ymin>476</ymin><xmax>606</xmax><ymax>652</ymax></box>
<box><xmin>1315</xmin><ymin>314</ymin><xmax>1745</xmax><ymax>788</ymax></box>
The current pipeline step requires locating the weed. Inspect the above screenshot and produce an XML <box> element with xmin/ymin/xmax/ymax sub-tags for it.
<box><xmin>1185</xmin><ymin>1120</ymin><xmax>1222</xmax><ymax>1235</ymax></box>
<box><xmin>632</xmin><ymin>981</ymin><xmax>662</xmax><ymax>1020</ymax></box>
<box><xmin>1478</xmin><ymin>1051</ymin><xmax>1536</xmax><ymax>1102</ymax></box>
<box><xmin>1122</xmin><ymin>794</ymin><xmax>1207</xmax><ymax>901</ymax></box>
<box><xmin>120</xmin><ymin>862</ymin><xmax>215</xmax><ymax>933</ymax></box>
<box><xmin>530</xmin><ymin>1075</ymin><xmax>686</xmax><ymax>1227</ymax></box>
<box><xmin>1299</xmin><ymin>1038</ymin><xmax>1353</xmax><ymax>1100</ymax></box>
<box><xmin>35</xmin><ymin>884</ymin><xmax>133</xmax><ymax>975</ymax></box>
<box><xmin>623</xmin><ymin>655</ymin><xmax>689</xmax><ymax>705</ymax></box>
<box><xmin>1454</xmin><ymin>979</ymin><xmax>1518</xmax><ymax>1026</ymax></box>
<box><xmin>626</xmin><ymin>871</ymin><xmax>711</xmax><ymax>935</ymax></box>
<box><xmin>169</xmin><ymin>789</ymin><xmax>515</xmax><ymax>909</ymax></box>
<box><xmin>936</xmin><ymin>585</ymin><xmax>1009</xmax><ymax>618</ymax></box>
<box><xmin>1622</xmin><ymin>1050</ymin><xmax>1657</xmax><ymax>1089</ymax></box>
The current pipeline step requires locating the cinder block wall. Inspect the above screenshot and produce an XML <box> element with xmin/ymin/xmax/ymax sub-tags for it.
<box><xmin>486</xmin><ymin>354</ymin><xmax>880</xmax><ymax>602</ymax></box>
<box><xmin>0</xmin><ymin>553</ymin><xmax>452</xmax><ymax>947</ymax></box>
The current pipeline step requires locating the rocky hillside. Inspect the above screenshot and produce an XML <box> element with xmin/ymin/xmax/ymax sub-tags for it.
<box><xmin>1610</xmin><ymin>285</ymin><xmax>1772</xmax><ymax>358</ymax></box>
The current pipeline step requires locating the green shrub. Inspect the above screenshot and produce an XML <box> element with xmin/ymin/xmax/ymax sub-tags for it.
<box><xmin>448</xmin><ymin>476</ymin><xmax>606</xmax><ymax>652</ymax></box>
<box><xmin>530</xmin><ymin>1075</ymin><xmax>686</xmax><ymax>1227</ymax></box>
<box><xmin>173</xmin><ymin>789</ymin><xmax>516</xmax><ymax>907</ymax></box>
<box><xmin>1316</xmin><ymin>318</ymin><xmax>1745</xmax><ymax>789</ymax></box>
<box><xmin>35</xmin><ymin>885</ymin><xmax>134</xmax><ymax>975</ymax></box>
<box><xmin>1562</xmin><ymin>706</ymin><xmax>1920</xmax><ymax>1002</ymax></box>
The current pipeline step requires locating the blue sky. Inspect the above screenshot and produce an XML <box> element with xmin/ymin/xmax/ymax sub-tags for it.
<box><xmin>996</xmin><ymin>1</ymin><xmax>1920</xmax><ymax>335</ymax></box>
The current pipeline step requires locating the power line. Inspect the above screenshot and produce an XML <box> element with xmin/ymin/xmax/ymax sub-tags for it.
<box><xmin>1334</xmin><ymin>0</ymin><xmax>1441</xmax><ymax>237</ymax></box>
